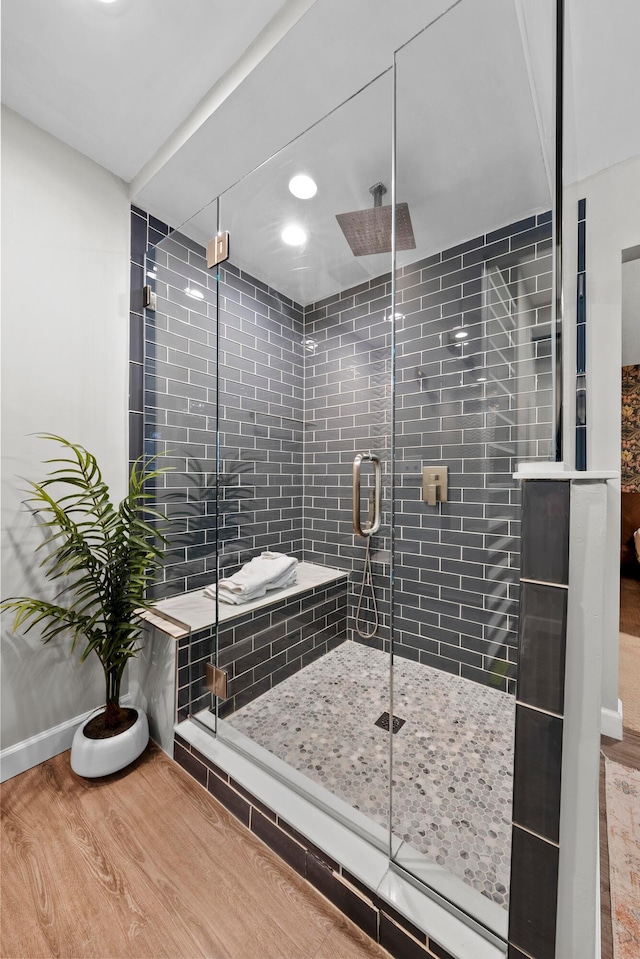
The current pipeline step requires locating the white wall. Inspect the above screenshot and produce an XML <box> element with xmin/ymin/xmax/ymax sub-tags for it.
<box><xmin>1</xmin><ymin>107</ymin><xmax>130</xmax><ymax>754</ymax></box>
<box><xmin>563</xmin><ymin>153</ymin><xmax>640</xmax><ymax>734</ymax></box>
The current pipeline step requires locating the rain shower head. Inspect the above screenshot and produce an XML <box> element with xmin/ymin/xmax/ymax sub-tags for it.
<box><xmin>336</xmin><ymin>182</ymin><xmax>416</xmax><ymax>257</ymax></box>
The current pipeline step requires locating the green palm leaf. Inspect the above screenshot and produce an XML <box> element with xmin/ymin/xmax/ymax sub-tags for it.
<box><xmin>1</xmin><ymin>435</ymin><xmax>171</xmax><ymax>728</ymax></box>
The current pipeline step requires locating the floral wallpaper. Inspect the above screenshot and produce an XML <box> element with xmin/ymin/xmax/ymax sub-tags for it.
<box><xmin>622</xmin><ymin>365</ymin><xmax>640</xmax><ymax>492</ymax></box>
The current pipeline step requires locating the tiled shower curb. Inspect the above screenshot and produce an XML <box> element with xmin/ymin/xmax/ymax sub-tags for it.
<box><xmin>172</xmin><ymin>728</ymin><xmax>502</xmax><ymax>959</ymax></box>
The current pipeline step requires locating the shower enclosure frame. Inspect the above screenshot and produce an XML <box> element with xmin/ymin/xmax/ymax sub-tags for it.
<box><xmin>138</xmin><ymin>2</ymin><xmax>568</xmax><ymax>954</ymax></box>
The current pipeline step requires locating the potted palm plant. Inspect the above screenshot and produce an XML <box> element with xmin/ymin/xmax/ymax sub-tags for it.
<box><xmin>1</xmin><ymin>434</ymin><xmax>168</xmax><ymax>777</ymax></box>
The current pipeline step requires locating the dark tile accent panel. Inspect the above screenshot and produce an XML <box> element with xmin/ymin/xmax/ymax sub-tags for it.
<box><xmin>173</xmin><ymin>741</ymin><xmax>207</xmax><ymax>787</ymax></box>
<box><xmin>426</xmin><ymin>941</ymin><xmax>456</xmax><ymax>959</ymax></box>
<box><xmin>378</xmin><ymin>904</ymin><xmax>426</xmax><ymax>946</ymax></box>
<box><xmin>128</xmin><ymin>412</ymin><xmax>143</xmax><ymax>463</ymax></box>
<box><xmin>507</xmin><ymin>947</ymin><xmax>530</xmax><ymax>959</ymax></box>
<box><xmin>130</xmin><ymin>312</ymin><xmax>144</xmax><ymax>364</ymax></box>
<box><xmin>305</xmin><ymin>855</ymin><xmax>378</xmax><ymax>940</ymax></box>
<box><xmin>576</xmin><ymin>423</ymin><xmax>587</xmax><ymax>470</ymax></box>
<box><xmin>130</xmin><ymin>209</ymin><xmax>148</xmax><ymax>266</ymax></box>
<box><xmin>129</xmin><ymin>359</ymin><xmax>144</xmax><ymax>413</ymax></box>
<box><xmin>508</xmin><ymin>826</ymin><xmax>559</xmax><ymax>959</ymax></box>
<box><xmin>379</xmin><ymin>914</ymin><xmax>428</xmax><ymax>959</ymax></box>
<box><xmin>174</xmin><ymin>731</ymin><xmax>191</xmax><ymax>751</ymax></box>
<box><xmin>512</xmin><ymin>478</ymin><xmax>568</xmax><ymax>957</ymax></box>
<box><xmin>517</xmin><ymin>581</ymin><xmax>567</xmax><ymax>714</ymax></box>
<box><xmin>512</xmin><ymin>705</ymin><xmax>562</xmax><ymax>843</ymax></box>
<box><xmin>277</xmin><ymin>818</ymin><xmax>339</xmax><ymax>871</ymax></box>
<box><xmin>197</xmin><ymin>752</ymin><xmax>230</xmax><ymax>783</ymax></box>
<box><xmin>576</xmin><ymin>321</ymin><xmax>586</xmax><ymax>371</ymax></box>
<box><xmin>207</xmin><ymin>771</ymin><xmax>251</xmax><ymax>827</ymax></box>
<box><xmin>576</xmin><ymin>199</ymin><xmax>587</xmax><ymax>470</ymax></box>
<box><xmin>521</xmin><ymin>480</ymin><xmax>570</xmax><ymax>585</ymax></box>
<box><xmin>251</xmin><ymin>808</ymin><xmax>306</xmax><ymax>876</ymax></box>
<box><xmin>232</xmin><ymin>778</ymin><xmax>277</xmax><ymax>822</ymax></box>
<box><xmin>129</xmin><ymin>208</ymin><xmax>170</xmax><ymax>469</ymax></box>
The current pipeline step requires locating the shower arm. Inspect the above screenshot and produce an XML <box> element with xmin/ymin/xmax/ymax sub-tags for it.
<box><xmin>352</xmin><ymin>452</ymin><xmax>382</xmax><ymax>537</ymax></box>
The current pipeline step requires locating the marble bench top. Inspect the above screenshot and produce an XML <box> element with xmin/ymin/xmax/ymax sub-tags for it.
<box><xmin>141</xmin><ymin>561</ymin><xmax>349</xmax><ymax>639</ymax></box>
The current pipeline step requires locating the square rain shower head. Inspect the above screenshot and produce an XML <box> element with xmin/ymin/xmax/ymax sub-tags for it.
<box><xmin>336</xmin><ymin>202</ymin><xmax>416</xmax><ymax>257</ymax></box>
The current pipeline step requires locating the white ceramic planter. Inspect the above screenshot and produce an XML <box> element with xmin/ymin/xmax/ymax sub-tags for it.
<box><xmin>70</xmin><ymin>707</ymin><xmax>149</xmax><ymax>778</ymax></box>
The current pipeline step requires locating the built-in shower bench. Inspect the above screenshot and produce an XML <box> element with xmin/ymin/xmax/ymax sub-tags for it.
<box><xmin>132</xmin><ymin>562</ymin><xmax>349</xmax><ymax>754</ymax></box>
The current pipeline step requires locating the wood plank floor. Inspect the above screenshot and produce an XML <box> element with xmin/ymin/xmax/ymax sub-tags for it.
<box><xmin>600</xmin><ymin>727</ymin><xmax>640</xmax><ymax>959</ymax></box>
<box><xmin>1</xmin><ymin>745</ymin><xmax>392</xmax><ymax>959</ymax></box>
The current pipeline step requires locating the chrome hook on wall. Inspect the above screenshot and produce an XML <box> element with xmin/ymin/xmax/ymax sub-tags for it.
<box><xmin>352</xmin><ymin>452</ymin><xmax>381</xmax><ymax>537</ymax></box>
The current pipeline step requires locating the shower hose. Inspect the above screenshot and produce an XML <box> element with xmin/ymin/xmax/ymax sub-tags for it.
<box><xmin>355</xmin><ymin>534</ymin><xmax>379</xmax><ymax>640</ymax></box>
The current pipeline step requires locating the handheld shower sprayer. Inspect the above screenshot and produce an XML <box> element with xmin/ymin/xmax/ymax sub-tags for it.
<box><xmin>352</xmin><ymin>452</ymin><xmax>381</xmax><ymax>640</ymax></box>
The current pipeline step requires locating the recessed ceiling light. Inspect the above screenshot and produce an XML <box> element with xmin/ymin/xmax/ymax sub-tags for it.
<box><xmin>95</xmin><ymin>0</ymin><xmax>119</xmax><ymax>4</ymax></box>
<box><xmin>281</xmin><ymin>224</ymin><xmax>307</xmax><ymax>246</ymax></box>
<box><xmin>454</xmin><ymin>329</ymin><xmax>468</xmax><ymax>339</ymax></box>
<box><xmin>289</xmin><ymin>175</ymin><xmax>317</xmax><ymax>199</ymax></box>
<box><xmin>477</xmin><ymin>376</ymin><xmax>487</xmax><ymax>382</ymax></box>
<box><xmin>185</xmin><ymin>286</ymin><xmax>204</xmax><ymax>300</ymax></box>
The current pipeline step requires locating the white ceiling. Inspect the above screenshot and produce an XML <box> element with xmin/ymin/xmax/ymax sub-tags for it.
<box><xmin>0</xmin><ymin>0</ymin><xmax>292</xmax><ymax>180</ymax></box>
<box><xmin>2</xmin><ymin>0</ymin><xmax>639</xmax><ymax>302</ymax></box>
<box><xmin>186</xmin><ymin>0</ymin><xmax>552</xmax><ymax>304</ymax></box>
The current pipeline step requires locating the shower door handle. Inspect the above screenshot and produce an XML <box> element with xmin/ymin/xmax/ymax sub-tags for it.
<box><xmin>353</xmin><ymin>452</ymin><xmax>381</xmax><ymax>537</ymax></box>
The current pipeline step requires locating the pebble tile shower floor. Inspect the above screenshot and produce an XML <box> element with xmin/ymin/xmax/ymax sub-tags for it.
<box><xmin>227</xmin><ymin>639</ymin><xmax>515</xmax><ymax>908</ymax></box>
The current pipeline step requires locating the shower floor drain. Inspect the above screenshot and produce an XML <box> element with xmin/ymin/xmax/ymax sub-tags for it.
<box><xmin>374</xmin><ymin>711</ymin><xmax>406</xmax><ymax>734</ymax></box>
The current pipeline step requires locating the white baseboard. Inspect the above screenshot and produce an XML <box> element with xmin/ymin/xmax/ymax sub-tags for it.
<box><xmin>601</xmin><ymin>698</ymin><xmax>623</xmax><ymax>739</ymax></box>
<box><xmin>0</xmin><ymin>695</ymin><xmax>132</xmax><ymax>783</ymax></box>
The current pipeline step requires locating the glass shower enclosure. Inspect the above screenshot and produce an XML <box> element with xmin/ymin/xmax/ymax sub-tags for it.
<box><xmin>144</xmin><ymin>0</ymin><xmax>557</xmax><ymax>944</ymax></box>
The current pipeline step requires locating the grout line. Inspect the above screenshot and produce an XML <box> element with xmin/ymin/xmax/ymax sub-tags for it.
<box><xmin>515</xmin><ymin>699</ymin><xmax>563</xmax><ymax>720</ymax></box>
<box><xmin>512</xmin><ymin>821</ymin><xmax>560</xmax><ymax>848</ymax></box>
<box><xmin>520</xmin><ymin>577</ymin><xmax>569</xmax><ymax>589</ymax></box>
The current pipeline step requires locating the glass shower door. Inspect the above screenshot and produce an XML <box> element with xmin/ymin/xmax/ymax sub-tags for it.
<box><xmin>142</xmin><ymin>207</ymin><xmax>220</xmax><ymax>729</ymax></box>
<box><xmin>390</xmin><ymin>0</ymin><xmax>556</xmax><ymax>938</ymax></box>
<box><xmin>189</xmin><ymin>67</ymin><xmax>398</xmax><ymax>851</ymax></box>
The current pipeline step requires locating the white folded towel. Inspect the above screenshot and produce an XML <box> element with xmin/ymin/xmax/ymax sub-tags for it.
<box><xmin>203</xmin><ymin>552</ymin><xmax>298</xmax><ymax>604</ymax></box>
<box><xmin>213</xmin><ymin>569</ymin><xmax>297</xmax><ymax>605</ymax></box>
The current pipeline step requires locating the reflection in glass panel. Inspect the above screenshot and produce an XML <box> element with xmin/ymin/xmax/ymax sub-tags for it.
<box><xmin>202</xmin><ymin>69</ymin><xmax>396</xmax><ymax>847</ymax></box>
<box><xmin>391</xmin><ymin>0</ymin><xmax>555</xmax><ymax>931</ymax></box>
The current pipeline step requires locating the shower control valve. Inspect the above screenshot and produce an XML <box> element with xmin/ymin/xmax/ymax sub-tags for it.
<box><xmin>422</xmin><ymin>465</ymin><xmax>448</xmax><ymax>507</ymax></box>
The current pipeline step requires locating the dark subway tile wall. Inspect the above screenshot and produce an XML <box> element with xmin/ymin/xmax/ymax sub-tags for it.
<box><xmin>304</xmin><ymin>212</ymin><xmax>553</xmax><ymax>688</ymax></box>
<box><xmin>217</xmin><ymin>261</ymin><xmax>304</xmax><ymax>578</ymax></box>
<box><xmin>137</xmin><ymin>208</ymin><xmax>552</xmax><ymax>696</ymax></box>
<box><xmin>141</xmin><ymin>222</ymin><xmax>304</xmax><ymax>598</ymax></box>
<box><xmin>129</xmin><ymin>209</ymin><xmax>170</xmax><ymax>468</ymax></box>
<box><xmin>175</xmin><ymin>581</ymin><xmax>347</xmax><ymax>720</ymax></box>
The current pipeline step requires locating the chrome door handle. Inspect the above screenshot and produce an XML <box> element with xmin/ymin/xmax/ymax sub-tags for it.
<box><xmin>353</xmin><ymin>452</ymin><xmax>381</xmax><ymax>537</ymax></box>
